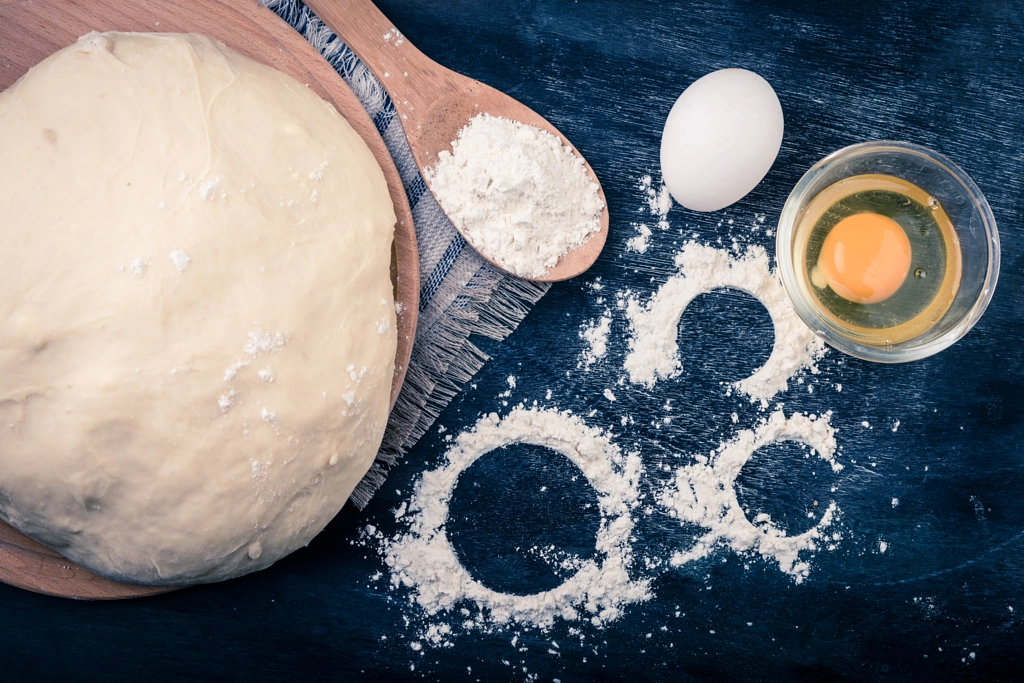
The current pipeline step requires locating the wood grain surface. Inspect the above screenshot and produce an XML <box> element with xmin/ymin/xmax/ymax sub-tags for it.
<box><xmin>0</xmin><ymin>0</ymin><xmax>418</xmax><ymax>599</ymax></box>
<box><xmin>2</xmin><ymin>0</ymin><xmax>1024</xmax><ymax>681</ymax></box>
<box><xmin>304</xmin><ymin>0</ymin><xmax>608</xmax><ymax>282</ymax></box>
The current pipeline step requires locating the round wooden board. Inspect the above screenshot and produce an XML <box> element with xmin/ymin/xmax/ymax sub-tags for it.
<box><xmin>0</xmin><ymin>0</ymin><xmax>420</xmax><ymax>600</ymax></box>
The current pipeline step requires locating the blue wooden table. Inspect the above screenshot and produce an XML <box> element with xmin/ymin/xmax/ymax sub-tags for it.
<box><xmin>2</xmin><ymin>0</ymin><xmax>1023</xmax><ymax>680</ymax></box>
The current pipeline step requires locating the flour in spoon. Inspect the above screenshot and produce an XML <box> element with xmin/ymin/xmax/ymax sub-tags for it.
<box><xmin>425</xmin><ymin>114</ymin><xmax>604</xmax><ymax>278</ymax></box>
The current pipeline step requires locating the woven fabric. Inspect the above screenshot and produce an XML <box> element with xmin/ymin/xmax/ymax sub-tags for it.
<box><xmin>261</xmin><ymin>0</ymin><xmax>550</xmax><ymax>507</ymax></box>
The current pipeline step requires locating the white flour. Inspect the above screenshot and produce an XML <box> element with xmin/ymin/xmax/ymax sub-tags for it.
<box><xmin>425</xmin><ymin>114</ymin><xmax>604</xmax><ymax>278</ymax></box>
<box><xmin>384</xmin><ymin>406</ymin><xmax>650</xmax><ymax>630</ymax></box>
<box><xmin>243</xmin><ymin>330</ymin><xmax>286</xmax><ymax>356</ymax></box>
<box><xmin>579</xmin><ymin>314</ymin><xmax>612</xmax><ymax>367</ymax></box>
<box><xmin>626</xmin><ymin>176</ymin><xmax>671</xmax><ymax>254</ymax></box>
<box><xmin>223</xmin><ymin>360</ymin><xmax>249</xmax><ymax>382</ymax></box>
<box><xmin>642</xmin><ymin>175</ymin><xmax>672</xmax><ymax>218</ymax></box>
<box><xmin>128</xmin><ymin>257</ymin><xmax>148</xmax><ymax>278</ymax></box>
<box><xmin>168</xmin><ymin>249</ymin><xmax>191</xmax><ymax>272</ymax></box>
<box><xmin>623</xmin><ymin>243</ymin><xmax>825</xmax><ymax>402</ymax></box>
<box><xmin>659</xmin><ymin>410</ymin><xmax>842</xmax><ymax>582</ymax></box>
<box><xmin>626</xmin><ymin>222</ymin><xmax>653</xmax><ymax>254</ymax></box>
<box><xmin>380</xmin><ymin>193</ymin><xmax>846</xmax><ymax>639</ymax></box>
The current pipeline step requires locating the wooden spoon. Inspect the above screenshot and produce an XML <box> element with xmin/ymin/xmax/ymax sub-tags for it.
<box><xmin>304</xmin><ymin>0</ymin><xmax>609</xmax><ymax>282</ymax></box>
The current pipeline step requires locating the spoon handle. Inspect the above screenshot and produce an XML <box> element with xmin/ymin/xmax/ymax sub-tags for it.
<box><xmin>303</xmin><ymin>0</ymin><xmax>451</xmax><ymax>119</ymax></box>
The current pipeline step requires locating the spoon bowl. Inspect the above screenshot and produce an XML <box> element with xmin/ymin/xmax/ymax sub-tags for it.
<box><xmin>305</xmin><ymin>0</ymin><xmax>609</xmax><ymax>281</ymax></box>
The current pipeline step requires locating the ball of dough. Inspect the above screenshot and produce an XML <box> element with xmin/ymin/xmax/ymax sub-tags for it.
<box><xmin>0</xmin><ymin>32</ymin><xmax>397</xmax><ymax>585</ymax></box>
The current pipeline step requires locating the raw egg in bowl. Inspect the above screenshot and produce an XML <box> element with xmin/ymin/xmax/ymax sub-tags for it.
<box><xmin>777</xmin><ymin>141</ymin><xmax>999</xmax><ymax>362</ymax></box>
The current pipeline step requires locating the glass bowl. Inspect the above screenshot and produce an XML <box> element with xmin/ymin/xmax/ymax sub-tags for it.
<box><xmin>776</xmin><ymin>141</ymin><xmax>1000</xmax><ymax>362</ymax></box>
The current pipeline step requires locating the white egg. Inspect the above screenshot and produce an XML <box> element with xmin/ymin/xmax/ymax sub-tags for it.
<box><xmin>660</xmin><ymin>69</ymin><xmax>784</xmax><ymax>212</ymax></box>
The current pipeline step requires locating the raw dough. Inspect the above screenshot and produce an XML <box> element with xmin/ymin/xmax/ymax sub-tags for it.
<box><xmin>0</xmin><ymin>32</ymin><xmax>397</xmax><ymax>585</ymax></box>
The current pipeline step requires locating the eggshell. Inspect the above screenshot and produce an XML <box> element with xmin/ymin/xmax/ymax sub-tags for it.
<box><xmin>660</xmin><ymin>69</ymin><xmax>784</xmax><ymax>212</ymax></box>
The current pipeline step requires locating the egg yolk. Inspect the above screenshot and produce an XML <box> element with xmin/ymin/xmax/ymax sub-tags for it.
<box><xmin>813</xmin><ymin>213</ymin><xmax>912</xmax><ymax>304</ymax></box>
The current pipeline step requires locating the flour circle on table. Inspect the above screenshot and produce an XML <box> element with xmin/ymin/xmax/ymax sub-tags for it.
<box><xmin>623</xmin><ymin>243</ymin><xmax>825</xmax><ymax>403</ymax></box>
<box><xmin>659</xmin><ymin>411</ymin><xmax>842</xmax><ymax>582</ymax></box>
<box><xmin>384</xmin><ymin>406</ymin><xmax>650</xmax><ymax>630</ymax></box>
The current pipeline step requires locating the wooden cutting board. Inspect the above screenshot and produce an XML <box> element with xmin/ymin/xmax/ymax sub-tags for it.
<box><xmin>0</xmin><ymin>0</ymin><xmax>419</xmax><ymax>599</ymax></box>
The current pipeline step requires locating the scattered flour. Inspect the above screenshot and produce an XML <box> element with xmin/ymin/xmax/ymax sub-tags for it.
<box><xmin>384</xmin><ymin>406</ymin><xmax>650</xmax><ymax>630</ymax></box>
<box><xmin>425</xmin><ymin>114</ymin><xmax>604</xmax><ymax>278</ymax></box>
<box><xmin>308</xmin><ymin>159</ymin><xmax>328</xmax><ymax>181</ymax></box>
<box><xmin>659</xmin><ymin>410</ymin><xmax>842</xmax><ymax>582</ymax></box>
<box><xmin>128</xmin><ymin>257</ymin><xmax>148</xmax><ymax>278</ymax></box>
<box><xmin>627</xmin><ymin>176</ymin><xmax>671</xmax><ymax>253</ymax></box>
<box><xmin>376</xmin><ymin>185</ymin><xmax>855</xmax><ymax>641</ymax></box>
<box><xmin>223</xmin><ymin>360</ymin><xmax>249</xmax><ymax>382</ymax></box>
<box><xmin>382</xmin><ymin>27</ymin><xmax>405</xmax><ymax>46</ymax></box>
<box><xmin>218</xmin><ymin>390</ymin><xmax>236</xmax><ymax>413</ymax></box>
<box><xmin>623</xmin><ymin>243</ymin><xmax>825</xmax><ymax>402</ymax></box>
<box><xmin>221</xmin><ymin>331</ymin><xmax>284</xmax><ymax>384</ymax></box>
<box><xmin>250</xmin><ymin>459</ymin><xmax>269</xmax><ymax>483</ymax></box>
<box><xmin>579</xmin><ymin>314</ymin><xmax>612</xmax><ymax>367</ymax></box>
<box><xmin>168</xmin><ymin>249</ymin><xmax>191</xmax><ymax>272</ymax></box>
<box><xmin>198</xmin><ymin>176</ymin><xmax>222</xmax><ymax>200</ymax></box>
<box><xmin>244</xmin><ymin>330</ymin><xmax>286</xmax><ymax>356</ymax></box>
<box><xmin>640</xmin><ymin>175</ymin><xmax>672</xmax><ymax>227</ymax></box>
<box><xmin>626</xmin><ymin>222</ymin><xmax>653</xmax><ymax>254</ymax></box>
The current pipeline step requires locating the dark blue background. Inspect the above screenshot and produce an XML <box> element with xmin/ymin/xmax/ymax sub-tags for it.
<box><xmin>3</xmin><ymin>0</ymin><xmax>1023</xmax><ymax>680</ymax></box>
